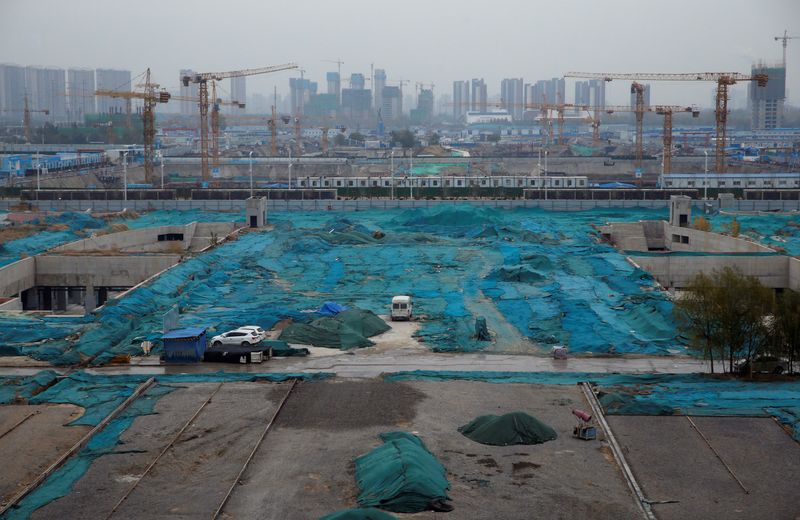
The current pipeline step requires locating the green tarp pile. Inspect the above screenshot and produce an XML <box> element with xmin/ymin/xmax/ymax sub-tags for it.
<box><xmin>279</xmin><ymin>309</ymin><xmax>390</xmax><ymax>350</ymax></box>
<box><xmin>319</xmin><ymin>508</ymin><xmax>397</xmax><ymax>520</ymax></box>
<box><xmin>458</xmin><ymin>412</ymin><xmax>558</xmax><ymax>446</ymax></box>
<box><xmin>598</xmin><ymin>391</ymin><xmax>676</xmax><ymax>416</ymax></box>
<box><xmin>355</xmin><ymin>432</ymin><xmax>450</xmax><ymax>513</ymax></box>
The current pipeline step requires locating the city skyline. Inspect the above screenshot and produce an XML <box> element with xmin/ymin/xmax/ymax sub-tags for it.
<box><xmin>0</xmin><ymin>0</ymin><xmax>797</xmax><ymax>110</ymax></box>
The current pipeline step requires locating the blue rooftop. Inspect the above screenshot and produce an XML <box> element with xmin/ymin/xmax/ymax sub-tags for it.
<box><xmin>162</xmin><ymin>327</ymin><xmax>206</xmax><ymax>339</ymax></box>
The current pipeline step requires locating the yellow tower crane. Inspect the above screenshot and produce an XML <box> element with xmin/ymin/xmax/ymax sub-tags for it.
<box><xmin>181</xmin><ymin>63</ymin><xmax>297</xmax><ymax>180</ymax></box>
<box><xmin>1</xmin><ymin>94</ymin><xmax>50</xmax><ymax>143</ymax></box>
<box><xmin>594</xmin><ymin>104</ymin><xmax>699</xmax><ymax>174</ymax></box>
<box><xmin>96</xmin><ymin>68</ymin><xmax>170</xmax><ymax>184</ymax></box>
<box><xmin>564</xmin><ymin>71</ymin><xmax>768</xmax><ymax>173</ymax></box>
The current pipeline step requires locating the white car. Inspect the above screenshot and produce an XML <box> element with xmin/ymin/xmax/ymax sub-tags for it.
<box><xmin>211</xmin><ymin>329</ymin><xmax>261</xmax><ymax>348</ymax></box>
<box><xmin>235</xmin><ymin>326</ymin><xmax>267</xmax><ymax>342</ymax></box>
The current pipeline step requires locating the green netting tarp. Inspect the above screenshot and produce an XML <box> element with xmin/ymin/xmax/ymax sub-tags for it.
<box><xmin>259</xmin><ymin>339</ymin><xmax>309</xmax><ymax>357</ymax></box>
<box><xmin>279</xmin><ymin>309</ymin><xmax>390</xmax><ymax>350</ymax></box>
<box><xmin>319</xmin><ymin>508</ymin><xmax>398</xmax><ymax>520</ymax></box>
<box><xmin>0</xmin><ymin>370</ymin><xmax>59</xmax><ymax>403</ymax></box>
<box><xmin>458</xmin><ymin>412</ymin><xmax>557</xmax><ymax>445</ymax></box>
<box><xmin>355</xmin><ymin>432</ymin><xmax>450</xmax><ymax>513</ymax></box>
<box><xmin>598</xmin><ymin>392</ymin><xmax>676</xmax><ymax>415</ymax></box>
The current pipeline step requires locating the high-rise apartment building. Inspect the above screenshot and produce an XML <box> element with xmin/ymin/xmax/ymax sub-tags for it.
<box><xmin>501</xmin><ymin>78</ymin><xmax>524</xmax><ymax>120</ymax></box>
<box><xmin>95</xmin><ymin>69</ymin><xmax>130</xmax><ymax>115</ymax></box>
<box><xmin>341</xmin><ymin>88</ymin><xmax>372</xmax><ymax>119</ymax></box>
<box><xmin>373</xmin><ymin>69</ymin><xmax>386</xmax><ymax>112</ymax></box>
<box><xmin>470</xmin><ymin>78</ymin><xmax>487</xmax><ymax>112</ymax></box>
<box><xmin>749</xmin><ymin>64</ymin><xmax>785</xmax><ymax>129</ymax></box>
<box><xmin>229</xmin><ymin>76</ymin><xmax>246</xmax><ymax>114</ymax></box>
<box><xmin>453</xmin><ymin>80</ymin><xmax>470</xmax><ymax>120</ymax></box>
<box><xmin>178</xmin><ymin>69</ymin><xmax>198</xmax><ymax>116</ymax></box>
<box><xmin>381</xmin><ymin>86</ymin><xmax>402</xmax><ymax>121</ymax></box>
<box><xmin>289</xmin><ymin>77</ymin><xmax>317</xmax><ymax>115</ymax></box>
<box><xmin>527</xmin><ymin>78</ymin><xmax>565</xmax><ymax>106</ymax></box>
<box><xmin>26</xmin><ymin>67</ymin><xmax>67</xmax><ymax>120</ymax></box>
<box><xmin>574</xmin><ymin>79</ymin><xmax>605</xmax><ymax>112</ymax></box>
<box><xmin>326</xmin><ymin>72</ymin><xmax>341</xmax><ymax>105</ymax></box>
<box><xmin>350</xmin><ymin>73</ymin><xmax>365</xmax><ymax>91</ymax></box>
<box><xmin>67</xmin><ymin>68</ymin><xmax>95</xmax><ymax>121</ymax></box>
<box><xmin>411</xmin><ymin>88</ymin><xmax>434</xmax><ymax>124</ymax></box>
<box><xmin>0</xmin><ymin>64</ymin><xmax>27</xmax><ymax>115</ymax></box>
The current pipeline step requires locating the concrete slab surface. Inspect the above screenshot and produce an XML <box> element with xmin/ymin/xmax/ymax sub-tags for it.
<box><xmin>33</xmin><ymin>381</ymin><xmax>290</xmax><ymax>519</ymax></box>
<box><xmin>607</xmin><ymin>415</ymin><xmax>800</xmax><ymax>520</ymax></box>
<box><xmin>219</xmin><ymin>379</ymin><xmax>640</xmax><ymax>520</ymax></box>
<box><xmin>0</xmin><ymin>404</ymin><xmax>87</xmax><ymax>506</ymax></box>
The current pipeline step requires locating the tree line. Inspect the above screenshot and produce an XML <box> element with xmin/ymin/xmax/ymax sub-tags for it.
<box><xmin>674</xmin><ymin>266</ymin><xmax>800</xmax><ymax>374</ymax></box>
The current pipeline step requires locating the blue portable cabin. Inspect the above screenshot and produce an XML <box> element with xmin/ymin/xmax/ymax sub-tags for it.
<box><xmin>162</xmin><ymin>327</ymin><xmax>207</xmax><ymax>362</ymax></box>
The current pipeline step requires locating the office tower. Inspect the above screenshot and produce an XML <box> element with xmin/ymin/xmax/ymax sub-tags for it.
<box><xmin>574</xmin><ymin>79</ymin><xmax>606</xmax><ymax>112</ymax></box>
<box><xmin>341</xmin><ymin>88</ymin><xmax>372</xmax><ymax>119</ymax></box>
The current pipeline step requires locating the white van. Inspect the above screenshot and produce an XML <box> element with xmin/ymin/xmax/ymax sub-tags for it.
<box><xmin>391</xmin><ymin>295</ymin><xmax>413</xmax><ymax>321</ymax></box>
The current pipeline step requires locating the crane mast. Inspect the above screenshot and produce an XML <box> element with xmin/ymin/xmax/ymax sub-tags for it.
<box><xmin>564</xmin><ymin>71</ymin><xmax>768</xmax><ymax>173</ymax></box>
<box><xmin>182</xmin><ymin>63</ymin><xmax>298</xmax><ymax>180</ymax></box>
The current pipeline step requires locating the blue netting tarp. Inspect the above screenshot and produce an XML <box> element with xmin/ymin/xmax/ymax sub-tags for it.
<box><xmin>318</xmin><ymin>301</ymin><xmax>349</xmax><ymax>316</ymax></box>
<box><xmin>0</xmin><ymin>212</ymin><xmax>108</xmax><ymax>266</ymax></box>
<box><xmin>2</xmin><ymin>206</ymin><xmax>693</xmax><ymax>364</ymax></box>
<box><xmin>0</xmin><ymin>370</ymin><xmax>59</xmax><ymax>403</ymax></box>
<box><xmin>705</xmin><ymin>212</ymin><xmax>800</xmax><ymax>256</ymax></box>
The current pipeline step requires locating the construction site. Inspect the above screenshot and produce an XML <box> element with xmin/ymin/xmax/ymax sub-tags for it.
<box><xmin>1</xmin><ymin>4</ymin><xmax>800</xmax><ymax>518</ymax></box>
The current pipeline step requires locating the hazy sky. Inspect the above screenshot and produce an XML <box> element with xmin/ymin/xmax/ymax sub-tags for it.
<box><xmin>2</xmin><ymin>0</ymin><xmax>798</xmax><ymax>108</ymax></box>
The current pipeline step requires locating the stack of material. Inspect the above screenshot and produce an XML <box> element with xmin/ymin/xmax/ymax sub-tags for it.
<box><xmin>458</xmin><ymin>412</ymin><xmax>558</xmax><ymax>446</ymax></box>
<box><xmin>355</xmin><ymin>432</ymin><xmax>451</xmax><ymax>513</ymax></box>
<box><xmin>279</xmin><ymin>309</ymin><xmax>389</xmax><ymax>350</ymax></box>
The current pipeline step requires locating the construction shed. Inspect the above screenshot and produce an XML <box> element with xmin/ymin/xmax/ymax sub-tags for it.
<box><xmin>162</xmin><ymin>327</ymin><xmax>207</xmax><ymax>362</ymax></box>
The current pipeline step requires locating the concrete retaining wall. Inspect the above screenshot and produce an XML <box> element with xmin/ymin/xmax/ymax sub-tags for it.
<box><xmin>51</xmin><ymin>222</ymin><xmax>236</xmax><ymax>254</ymax></box>
<box><xmin>790</xmin><ymin>257</ymin><xmax>800</xmax><ymax>292</ymax></box>
<box><xmin>0</xmin><ymin>257</ymin><xmax>36</xmax><ymax>297</ymax></box>
<box><xmin>34</xmin><ymin>255</ymin><xmax>181</xmax><ymax>287</ymax></box>
<box><xmin>663</xmin><ymin>223</ymin><xmax>771</xmax><ymax>253</ymax></box>
<box><xmin>632</xmin><ymin>254</ymin><xmax>791</xmax><ymax>289</ymax></box>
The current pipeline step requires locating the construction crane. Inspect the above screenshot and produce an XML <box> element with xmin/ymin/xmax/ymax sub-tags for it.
<box><xmin>775</xmin><ymin>30</ymin><xmax>798</xmax><ymax>66</ymax></box>
<box><xmin>596</xmin><ymin>103</ymin><xmax>699</xmax><ymax>174</ymax></box>
<box><xmin>1</xmin><ymin>94</ymin><xmax>50</xmax><ymax>143</ymax></box>
<box><xmin>96</xmin><ymin>68</ymin><xmax>170</xmax><ymax>183</ymax></box>
<box><xmin>182</xmin><ymin>63</ymin><xmax>298</xmax><ymax>180</ymax></box>
<box><xmin>564</xmin><ymin>72</ymin><xmax>768</xmax><ymax>173</ymax></box>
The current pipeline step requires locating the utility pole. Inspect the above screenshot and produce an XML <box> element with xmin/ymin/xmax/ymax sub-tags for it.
<box><xmin>122</xmin><ymin>151</ymin><xmax>128</xmax><ymax>201</ymax></box>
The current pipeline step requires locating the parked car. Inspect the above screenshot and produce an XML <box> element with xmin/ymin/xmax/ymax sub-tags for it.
<box><xmin>235</xmin><ymin>326</ymin><xmax>267</xmax><ymax>342</ymax></box>
<box><xmin>210</xmin><ymin>329</ymin><xmax>261</xmax><ymax>348</ymax></box>
<box><xmin>735</xmin><ymin>356</ymin><xmax>789</xmax><ymax>375</ymax></box>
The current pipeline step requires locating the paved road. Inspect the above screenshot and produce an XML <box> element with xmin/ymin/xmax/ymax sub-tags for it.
<box><xmin>48</xmin><ymin>348</ymin><xmax>709</xmax><ymax>379</ymax></box>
